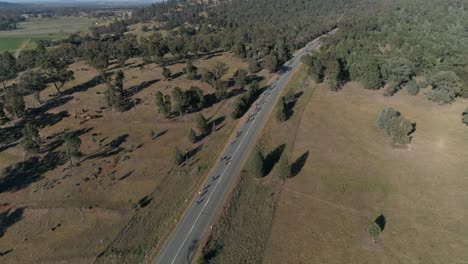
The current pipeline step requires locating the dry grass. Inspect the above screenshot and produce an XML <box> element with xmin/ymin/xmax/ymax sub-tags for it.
<box><xmin>201</xmin><ymin>66</ymin><xmax>317</xmax><ymax>263</ymax></box>
<box><xmin>263</xmin><ymin>83</ymin><xmax>468</xmax><ymax>263</ymax></box>
<box><xmin>0</xmin><ymin>53</ymin><xmax>268</xmax><ymax>263</ymax></box>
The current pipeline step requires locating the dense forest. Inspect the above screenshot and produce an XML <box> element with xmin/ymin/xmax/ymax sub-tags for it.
<box><xmin>302</xmin><ymin>0</ymin><xmax>468</xmax><ymax>104</ymax></box>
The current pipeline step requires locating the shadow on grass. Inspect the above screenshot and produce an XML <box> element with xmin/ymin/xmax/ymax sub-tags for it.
<box><xmin>85</xmin><ymin>133</ymin><xmax>128</xmax><ymax>160</ymax></box>
<box><xmin>264</xmin><ymin>144</ymin><xmax>286</xmax><ymax>176</ymax></box>
<box><xmin>63</xmin><ymin>74</ymin><xmax>106</xmax><ymax>96</ymax></box>
<box><xmin>186</xmin><ymin>144</ymin><xmax>203</xmax><ymax>161</ymax></box>
<box><xmin>286</xmin><ymin>91</ymin><xmax>304</xmax><ymax>120</ymax></box>
<box><xmin>290</xmin><ymin>150</ymin><xmax>309</xmax><ymax>177</ymax></box>
<box><xmin>0</xmin><ymin>110</ymin><xmax>69</xmax><ymax>153</ymax></box>
<box><xmin>0</xmin><ymin>207</ymin><xmax>24</xmax><ymax>238</ymax></box>
<box><xmin>0</xmin><ymin>151</ymin><xmax>66</xmax><ymax>193</ymax></box>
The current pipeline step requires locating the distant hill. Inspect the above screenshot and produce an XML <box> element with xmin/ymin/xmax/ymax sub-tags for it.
<box><xmin>0</xmin><ymin>1</ymin><xmax>21</xmax><ymax>8</ymax></box>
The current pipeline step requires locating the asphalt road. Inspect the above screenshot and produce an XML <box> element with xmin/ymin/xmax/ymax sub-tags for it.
<box><xmin>154</xmin><ymin>30</ymin><xmax>336</xmax><ymax>264</ymax></box>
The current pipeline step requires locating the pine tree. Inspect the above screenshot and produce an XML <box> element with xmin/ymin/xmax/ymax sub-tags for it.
<box><xmin>62</xmin><ymin>131</ymin><xmax>82</xmax><ymax>166</ymax></box>
<box><xmin>188</xmin><ymin>128</ymin><xmax>197</xmax><ymax>143</ymax></box>
<box><xmin>195</xmin><ymin>113</ymin><xmax>209</xmax><ymax>134</ymax></box>
<box><xmin>4</xmin><ymin>87</ymin><xmax>25</xmax><ymax>118</ymax></box>
<box><xmin>173</xmin><ymin>146</ymin><xmax>184</xmax><ymax>165</ymax></box>
<box><xmin>21</xmin><ymin>122</ymin><xmax>41</xmax><ymax>155</ymax></box>
<box><xmin>277</xmin><ymin>153</ymin><xmax>291</xmax><ymax>180</ymax></box>
<box><xmin>276</xmin><ymin>96</ymin><xmax>287</xmax><ymax>122</ymax></box>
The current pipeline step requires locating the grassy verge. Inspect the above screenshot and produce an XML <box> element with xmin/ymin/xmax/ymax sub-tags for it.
<box><xmin>199</xmin><ymin>65</ymin><xmax>317</xmax><ymax>263</ymax></box>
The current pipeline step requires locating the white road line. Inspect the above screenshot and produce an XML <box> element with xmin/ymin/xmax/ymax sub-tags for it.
<box><xmin>169</xmin><ymin>108</ymin><xmax>258</xmax><ymax>264</ymax></box>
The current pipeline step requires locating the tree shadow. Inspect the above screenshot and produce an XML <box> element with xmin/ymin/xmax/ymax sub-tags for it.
<box><xmin>153</xmin><ymin>129</ymin><xmax>168</xmax><ymax>140</ymax></box>
<box><xmin>290</xmin><ymin>151</ymin><xmax>309</xmax><ymax>177</ymax></box>
<box><xmin>125</xmin><ymin>79</ymin><xmax>159</xmax><ymax>97</ymax></box>
<box><xmin>246</xmin><ymin>75</ymin><xmax>265</xmax><ymax>85</ymax></box>
<box><xmin>0</xmin><ymin>151</ymin><xmax>65</xmax><ymax>193</ymax></box>
<box><xmin>186</xmin><ymin>144</ymin><xmax>203</xmax><ymax>161</ymax></box>
<box><xmin>374</xmin><ymin>214</ymin><xmax>386</xmax><ymax>231</ymax></box>
<box><xmin>187</xmin><ymin>238</ymin><xmax>199</xmax><ymax>263</ymax></box>
<box><xmin>137</xmin><ymin>195</ymin><xmax>152</xmax><ymax>208</ymax></box>
<box><xmin>201</xmin><ymin>241</ymin><xmax>223</xmax><ymax>262</ymax></box>
<box><xmin>118</xmin><ymin>170</ymin><xmax>134</xmax><ymax>181</ymax></box>
<box><xmin>85</xmin><ymin>134</ymin><xmax>128</xmax><ymax>160</ymax></box>
<box><xmin>264</xmin><ymin>144</ymin><xmax>286</xmax><ymax>176</ymax></box>
<box><xmin>286</xmin><ymin>91</ymin><xmax>303</xmax><ymax>120</ymax></box>
<box><xmin>63</xmin><ymin>74</ymin><xmax>106</xmax><ymax>96</ymax></box>
<box><xmin>41</xmin><ymin>128</ymin><xmax>92</xmax><ymax>154</ymax></box>
<box><xmin>31</xmin><ymin>96</ymin><xmax>73</xmax><ymax>114</ymax></box>
<box><xmin>0</xmin><ymin>207</ymin><xmax>24</xmax><ymax>238</ymax></box>
<box><xmin>225</xmin><ymin>87</ymin><xmax>246</xmax><ymax>100</ymax></box>
<box><xmin>0</xmin><ymin>110</ymin><xmax>69</xmax><ymax>153</ymax></box>
<box><xmin>171</xmin><ymin>72</ymin><xmax>184</xmax><ymax>79</ymax></box>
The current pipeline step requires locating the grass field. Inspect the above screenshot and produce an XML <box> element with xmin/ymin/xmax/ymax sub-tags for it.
<box><xmin>0</xmin><ymin>16</ymin><xmax>101</xmax><ymax>52</ymax></box>
<box><xmin>263</xmin><ymin>83</ymin><xmax>468</xmax><ymax>263</ymax></box>
<box><xmin>0</xmin><ymin>53</ymin><xmax>272</xmax><ymax>263</ymax></box>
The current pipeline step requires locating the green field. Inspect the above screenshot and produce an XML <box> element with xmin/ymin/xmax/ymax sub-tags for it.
<box><xmin>0</xmin><ymin>16</ymin><xmax>102</xmax><ymax>52</ymax></box>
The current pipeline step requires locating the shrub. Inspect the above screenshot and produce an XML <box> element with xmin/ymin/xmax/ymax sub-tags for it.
<box><xmin>377</xmin><ymin>107</ymin><xmax>414</xmax><ymax>144</ymax></box>
<box><xmin>173</xmin><ymin>147</ymin><xmax>184</xmax><ymax>165</ymax></box>
<box><xmin>427</xmin><ymin>71</ymin><xmax>462</xmax><ymax>104</ymax></box>
<box><xmin>248</xmin><ymin>145</ymin><xmax>264</xmax><ymax>178</ymax></box>
<box><xmin>405</xmin><ymin>79</ymin><xmax>419</xmax><ymax>95</ymax></box>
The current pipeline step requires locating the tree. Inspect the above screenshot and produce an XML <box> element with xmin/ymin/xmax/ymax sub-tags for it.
<box><xmin>301</xmin><ymin>53</ymin><xmax>325</xmax><ymax>82</ymax></box>
<box><xmin>368</xmin><ymin>222</ymin><xmax>382</xmax><ymax>243</ymax></box>
<box><xmin>42</xmin><ymin>48</ymin><xmax>75</xmax><ymax>94</ymax></box>
<box><xmin>188</xmin><ymin>128</ymin><xmax>197</xmax><ymax>143</ymax></box>
<box><xmin>0</xmin><ymin>102</ymin><xmax>7</xmax><ymax>125</ymax></box>
<box><xmin>21</xmin><ymin>122</ymin><xmax>40</xmax><ymax>155</ymax></box>
<box><xmin>173</xmin><ymin>146</ymin><xmax>184</xmax><ymax>165</ymax></box>
<box><xmin>187</xmin><ymin>86</ymin><xmax>205</xmax><ymax>109</ymax></box>
<box><xmin>427</xmin><ymin>71</ymin><xmax>462</xmax><ymax>104</ymax></box>
<box><xmin>462</xmin><ymin>108</ymin><xmax>468</xmax><ymax>126</ymax></box>
<box><xmin>276</xmin><ymin>153</ymin><xmax>291</xmax><ymax>180</ymax></box>
<box><xmin>106</xmin><ymin>71</ymin><xmax>126</xmax><ymax>111</ymax></box>
<box><xmin>184</xmin><ymin>60</ymin><xmax>198</xmax><ymax>80</ymax></box>
<box><xmin>212</xmin><ymin>61</ymin><xmax>229</xmax><ymax>81</ymax></box>
<box><xmin>349</xmin><ymin>58</ymin><xmax>382</xmax><ymax>90</ymax></box>
<box><xmin>172</xmin><ymin>86</ymin><xmax>189</xmax><ymax>115</ymax></box>
<box><xmin>263</xmin><ymin>54</ymin><xmax>279</xmax><ymax>73</ymax></box>
<box><xmin>195</xmin><ymin>113</ymin><xmax>209</xmax><ymax>134</ymax></box>
<box><xmin>19</xmin><ymin>70</ymin><xmax>48</xmax><ymax>104</ymax></box>
<box><xmin>248</xmin><ymin>145</ymin><xmax>264</xmax><ymax>178</ymax></box>
<box><xmin>162</xmin><ymin>66</ymin><xmax>172</xmax><ymax>80</ymax></box>
<box><xmin>405</xmin><ymin>79</ymin><xmax>419</xmax><ymax>96</ymax></box>
<box><xmin>0</xmin><ymin>51</ymin><xmax>17</xmax><ymax>89</ymax></box>
<box><xmin>62</xmin><ymin>131</ymin><xmax>82</xmax><ymax>166</ymax></box>
<box><xmin>248</xmin><ymin>58</ymin><xmax>261</xmax><ymax>73</ymax></box>
<box><xmin>377</xmin><ymin>107</ymin><xmax>414</xmax><ymax>144</ymax></box>
<box><xmin>276</xmin><ymin>96</ymin><xmax>287</xmax><ymax>122</ymax></box>
<box><xmin>231</xmin><ymin>97</ymin><xmax>246</xmax><ymax>119</ymax></box>
<box><xmin>83</xmin><ymin>41</ymin><xmax>109</xmax><ymax>82</ymax></box>
<box><xmin>155</xmin><ymin>91</ymin><xmax>171</xmax><ymax>117</ymax></box>
<box><xmin>233</xmin><ymin>69</ymin><xmax>248</xmax><ymax>87</ymax></box>
<box><xmin>4</xmin><ymin>87</ymin><xmax>25</xmax><ymax>118</ymax></box>
<box><xmin>326</xmin><ymin>58</ymin><xmax>343</xmax><ymax>91</ymax></box>
<box><xmin>381</xmin><ymin>57</ymin><xmax>413</xmax><ymax>85</ymax></box>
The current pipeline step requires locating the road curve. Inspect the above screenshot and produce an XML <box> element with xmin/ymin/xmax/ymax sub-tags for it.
<box><xmin>153</xmin><ymin>30</ymin><xmax>336</xmax><ymax>264</ymax></box>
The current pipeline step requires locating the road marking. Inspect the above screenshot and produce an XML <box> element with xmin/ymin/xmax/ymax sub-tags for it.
<box><xmin>169</xmin><ymin>105</ymin><xmax>259</xmax><ymax>264</ymax></box>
